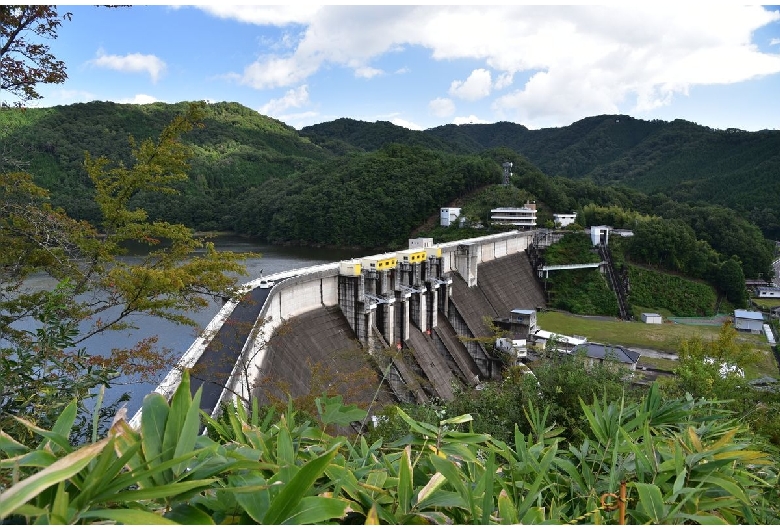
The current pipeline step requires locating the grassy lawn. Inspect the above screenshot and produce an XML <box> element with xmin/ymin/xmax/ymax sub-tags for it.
<box><xmin>536</xmin><ymin>310</ymin><xmax>778</xmax><ymax>378</ymax></box>
<box><xmin>751</xmin><ymin>297</ymin><xmax>780</xmax><ymax>310</ymax></box>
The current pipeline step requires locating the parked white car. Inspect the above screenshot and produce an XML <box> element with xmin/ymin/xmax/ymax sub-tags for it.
<box><xmin>259</xmin><ymin>279</ymin><xmax>275</xmax><ymax>289</ymax></box>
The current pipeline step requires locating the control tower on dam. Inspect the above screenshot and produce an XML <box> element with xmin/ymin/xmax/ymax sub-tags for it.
<box><xmin>130</xmin><ymin>230</ymin><xmax>546</xmax><ymax>428</ymax></box>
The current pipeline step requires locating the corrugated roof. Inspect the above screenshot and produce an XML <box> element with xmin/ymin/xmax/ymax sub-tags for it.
<box><xmin>571</xmin><ymin>343</ymin><xmax>641</xmax><ymax>364</ymax></box>
<box><xmin>734</xmin><ymin>309</ymin><xmax>763</xmax><ymax>320</ymax></box>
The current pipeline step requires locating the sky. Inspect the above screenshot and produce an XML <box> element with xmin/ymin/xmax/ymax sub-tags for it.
<box><xmin>28</xmin><ymin>3</ymin><xmax>780</xmax><ymax>132</ymax></box>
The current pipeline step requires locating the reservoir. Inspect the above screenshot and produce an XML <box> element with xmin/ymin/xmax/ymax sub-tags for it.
<box><xmin>15</xmin><ymin>235</ymin><xmax>358</xmax><ymax>418</ymax></box>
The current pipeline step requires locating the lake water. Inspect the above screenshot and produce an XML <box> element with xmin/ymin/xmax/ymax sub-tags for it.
<box><xmin>12</xmin><ymin>235</ymin><xmax>358</xmax><ymax>418</ymax></box>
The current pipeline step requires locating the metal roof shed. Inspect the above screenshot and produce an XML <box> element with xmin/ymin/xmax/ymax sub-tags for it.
<box><xmin>734</xmin><ymin>309</ymin><xmax>764</xmax><ymax>334</ymax></box>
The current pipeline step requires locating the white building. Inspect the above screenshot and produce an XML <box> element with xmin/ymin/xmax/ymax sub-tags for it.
<box><xmin>734</xmin><ymin>309</ymin><xmax>764</xmax><ymax>334</ymax></box>
<box><xmin>495</xmin><ymin>337</ymin><xmax>528</xmax><ymax>359</ymax></box>
<box><xmin>756</xmin><ymin>286</ymin><xmax>780</xmax><ymax>298</ymax></box>
<box><xmin>590</xmin><ymin>225</ymin><xmax>610</xmax><ymax>246</ymax></box>
<box><xmin>440</xmin><ymin>207</ymin><xmax>461</xmax><ymax>227</ymax></box>
<box><xmin>490</xmin><ymin>202</ymin><xmax>537</xmax><ymax>229</ymax></box>
<box><xmin>408</xmin><ymin>237</ymin><xmax>434</xmax><ymax>249</ymax></box>
<box><xmin>641</xmin><ymin>313</ymin><xmax>662</xmax><ymax>324</ymax></box>
<box><xmin>553</xmin><ymin>213</ymin><xmax>577</xmax><ymax>227</ymax></box>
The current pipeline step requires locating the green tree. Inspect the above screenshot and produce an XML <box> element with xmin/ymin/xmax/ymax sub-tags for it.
<box><xmin>0</xmin><ymin>6</ymin><xmax>70</xmax><ymax>104</ymax></box>
<box><xmin>0</xmin><ymin>103</ymin><xmax>254</xmax><ymax>445</ymax></box>
<box><xmin>718</xmin><ymin>257</ymin><xmax>747</xmax><ymax>306</ymax></box>
<box><xmin>663</xmin><ymin>322</ymin><xmax>760</xmax><ymax>400</ymax></box>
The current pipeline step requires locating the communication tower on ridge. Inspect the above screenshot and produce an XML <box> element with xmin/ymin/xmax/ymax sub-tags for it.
<box><xmin>502</xmin><ymin>161</ymin><xmax>513</xmax><ymax>186</ymax></box>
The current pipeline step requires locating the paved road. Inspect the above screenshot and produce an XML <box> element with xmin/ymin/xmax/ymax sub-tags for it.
<box><xmin>189</xmin><ymin>285</ymin><xmax>271</xmax><ymax>414</ymax></box>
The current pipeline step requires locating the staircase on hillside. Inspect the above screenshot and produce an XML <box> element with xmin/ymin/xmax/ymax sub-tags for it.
<box><xmin>598</xmin><ymin>244</ymin><xmax>631</xmax><ymax>320</ymax></box>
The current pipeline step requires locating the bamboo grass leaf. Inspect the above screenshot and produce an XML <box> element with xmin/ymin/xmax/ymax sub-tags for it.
<box><xmin>439</xmin><ymin>413</ymin><xmax>473</xmax><ymax>426</ymax></box>
<box><xmin>164</xmin><ymin>504</ymin><xmax>215</xmax><ymax>524</ymax></box>
<box><xmin>497</xmin><ymin>489</ymin><xmax>519</xmax><ymax>524</ymax></box>
<box><xmin>82</xmin><ymin>508</ymin><xmax>180</xmax><ymax>525</ymax></box>
<box><xmin>397</xmin><ymin>445</ymin><xmax>413</xmax><ymax>516</ymax></box>
<box><xmin>698</xmin><ymin>475</ymin><xmax>751</xmax><ymax>505</ymax></box>
<box><xmin>394</xmin><ymin>407</ymin><xmax>438</xmax><ymax>437</ymax></box>
<box><xmin>415</xmin><ymin>471</ymin><xmax>446</xmax><ymax>508</ymax></box>
<box><xmin>105</xmin><ymin>478</ymin><xmax>216</xmax><ymax>502</ymax></box>
<box><xmin>480</xmin><ymin>450</ymin><xmax>496</xmax><ymax>525</ymax></box>
<box><xmin>51</xmin><ymin>399</ymin><xmax>78</xmax><ymax>446</ymax></box>
<box><xmin>0</xmin><ymin>429</ymin><xmax>29</xmax><ymax>458</ymax></box>
<box><xmin>633</xmin><ymin>482</ymin><xmax>667</xmax><ymax>523</ymax></box>
<box><xmin>0</xmin><ymin>438</ymin><xmax>109</xmax><ymax>520</ymax></box>
<box><xmin>172</xmin><ymin>385</ymin><xmax>203</xmax><ymax>476</ymax></box>
<box><xmin>263</xmin><ymin>443</ymin><xmax>342</xmax><ymax>525</ymax></box>
<box><xmin>141</xmin><ymin>392</ymin><xmax>169</xmax><ymax>484</ymax></box>
<box><xmin>1</xmin><ymin>449</ymin><xmax>57</xmax><ymax>469</ymax></box>
<box><xmin>11</xmin><ymin>416</ymin><xmax>72</xmax><ymax>453</ymax></box>
<box><xmin>279</xmin><ymin>496</ymin><xmax>351</xmax><ymax>524</ymax></box>
<box><xmin>365</xmin><ymin>503</ymin><xmax>380</xmax><ymax>525</ymax></box>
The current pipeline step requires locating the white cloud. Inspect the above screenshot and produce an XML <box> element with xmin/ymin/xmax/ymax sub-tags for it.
<box><xmin>391</xmin><ymin>117</ymin><xmax>423</xmax><ymax>130</ymax></box>
<box><xmin>429</xmin><ymin>97</ymin><xmax>455</xmax><ymax>117</ymax></box>
<box><xmin>494</xmin><ymin>72</ymin><xmax>514</xmax><ymax>90</ymax></box>
<box><xmin>354</xmin><ymin>66</ymin><xmax>383</xmax><ymax>79</ymax></box>
<box><xmin>453</xmin><ymin>115</ymin><xmax>491</xmax><ymax>125</ymax></box>
<box><xmin>88</xmin><ymin>50</ymin><xmax>167</xmax><ymax>83</ymax></box>
<box><xmin>278</xmin><ymin>110</ymin><xmax>321</xmax><ymax>129</ymax></box>
<box><xmin>218</xmin><ymin>5</ymin><xmax>780</xmax><ymax>127</ymax></box>
<box><xmin>38</xmin><ymin>89</ymin><xmax>97</xmax><ymax>106</ymax></box>
<box><xmin>395</xmin><ymin>67</ymin><xmax>410</xmax><ymax>74</ymax></box>
<box><xmin>771</xmin><ymin>38</ymin><xmax>780</xmax><ymax>46</ymax></box>
<box><xmin>198</xmin><ymin>5</ymin><xmax>321</xmax><ymax>26</ymax></box>
<box><xmin>259</xmin><ymin>85</ymin><xmax>310</xmax><ymax>116</ymax></box>
<box><xmin>449</xmin><ymin>69</ymin><xmax>492</xmax><ymax>101</ymax></box>
<box><xmin>118</xmin><ymin>94</ymin><xmax>162</xmax><ymax>105</ymax></box>
<box><xmin>238</xmin><ymin>55</ymin><xmax>319</xmax><ymax>89</ymax></box>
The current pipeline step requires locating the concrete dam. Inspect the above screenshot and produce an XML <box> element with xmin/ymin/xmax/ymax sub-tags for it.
<box><xmin>130</xmin><ymin>230</ymin><xmax>546</xmax><ymax>427</ymax></box>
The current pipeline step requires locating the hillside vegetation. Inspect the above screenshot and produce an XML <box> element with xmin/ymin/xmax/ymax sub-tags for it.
<box><xmin>1</xmin><ymin>102</ymin><xmax>777</xmax><ymax>272</ymax></box>
<box><xmin>308</xmin><ymin>115</ymin><xmax>780</xmax><ymax>239</ymax></box>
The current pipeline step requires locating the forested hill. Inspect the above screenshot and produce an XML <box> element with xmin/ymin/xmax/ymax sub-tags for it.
<box><xmin>0</xmin><ymin>101</ymin><xmax>330</xmax><ymax>228</ymax></box>
<box><xmin>304</xmin><ymin>116</ymin><xmax>780</xmax><ymax>238</ymax></box>
<box><xmin>2</xmin><ymin>100</ymin><xmax>779</xmax><ymax>247</ymax></box>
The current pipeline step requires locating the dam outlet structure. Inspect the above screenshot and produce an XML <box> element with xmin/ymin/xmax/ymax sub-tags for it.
<box><xmin>129</xmin><ymin>230</ymin><xmax>546</xmax><ymax>429</ymax></box>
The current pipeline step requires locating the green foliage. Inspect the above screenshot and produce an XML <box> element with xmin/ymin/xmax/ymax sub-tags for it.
<box><xmin>1</xmin><ymin>105</ymin><xmax>257</xmax><ymax>465</ymax></box>
<box><xmin>540</xmin><ymin>233</ymin><xmax>618</xmax><ymax>316</ymax></box>
<box><xmin>0</xmin><ymin>101</ymin><xmax>329</xmax><ymax>231</ymax></box>
<box><xmin>0</xmin><ymin>281</ymin><xmax>123</xmax><ymax>452</ymax></box>
<box><xmin>2</xmin><ymin>379</ymin><xmax>777</xmax><ymax>524</ymax></box>
<box><xmin>578</xmin><ymin>203</ymin><xmax>652</xmax><ymax>228</ymax></box>
<box><xmin>718</xmin><ymin>258</ymin><xmax>748</xmax><ymax>306</ymax></box>
<box><xmin>233</xmin><ymin>145</ymin><xmax>499</xmax><ymax>247</ymax></box>
<box><xmin>427</xmin><ymin>115</ymin><xmax>780</xmax><ymax>240</ymax></box>
<box><xmin>543</xmin><ymin>231</ymin><xmax>600</xmax><ymax>265</ymax></box>
<box><xmin>665</xmin><ymin>322</ymin><xmax>760</xmax><ymax>399</ymax></box>
<box><xmin>627</xmin><ymin>265</ymin><xmax>718</xmax><ymax>316</ymax></box>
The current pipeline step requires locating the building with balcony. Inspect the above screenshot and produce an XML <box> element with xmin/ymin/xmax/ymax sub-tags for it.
<box><xmin>490</xmin><ymin>202</ymin><xmax>537</xmax><ymax>229</ymax></box>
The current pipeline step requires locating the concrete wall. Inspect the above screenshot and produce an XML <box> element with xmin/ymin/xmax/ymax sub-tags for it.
<box><xmin>135</xmin><ymin>230</ymin><xmax>537</xmax><ymax>428</ymax></box>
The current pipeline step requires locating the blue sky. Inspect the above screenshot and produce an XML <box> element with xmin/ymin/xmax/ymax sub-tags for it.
<box><xmin>31</xmin><ymin>4</ymin><xmax>780</xmax><ymax>132</ymax></box>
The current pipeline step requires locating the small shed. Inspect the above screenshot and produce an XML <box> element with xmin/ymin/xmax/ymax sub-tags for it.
<box><xmin>570</xmin><ymin>342</ymin><xmax>641</xmax><ymax>371</ymax></box>
<box><xmin>509</xmin><ymin>309</ymin><xmax>537</xmax><ymax>330</ymax></box>
<box><xmin>734</xmin><ymin>309</ymin><xmax>764</xmax><ymax>334</ymax></box>
<box><xmin>641</xmin><ymin>313</ymin><xmax>662</xmax><ymax>325</ymax></box>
